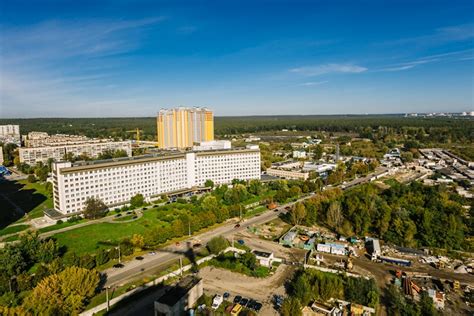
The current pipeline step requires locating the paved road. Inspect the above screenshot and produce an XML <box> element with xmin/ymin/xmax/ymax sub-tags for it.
<box><xmin>103</xmin><ymin>196</ymin><xmax>315</xmax><ymax>287</ymax></box>
<box><xmin>103</xmin><ymin>168</ymin><xmax>391</xmax><ymax>287</ymax></box>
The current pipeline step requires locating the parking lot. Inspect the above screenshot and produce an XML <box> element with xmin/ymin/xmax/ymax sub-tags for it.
<box><xmin>199</xmin><ymin>264</ymin><xmax>297</xmax><ymax>315</ymax></box>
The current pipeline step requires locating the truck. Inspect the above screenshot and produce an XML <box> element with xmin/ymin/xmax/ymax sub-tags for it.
<box><xmin>378</xmin><ymin>256</ymin><xmax>411</xmax><ymax>267</ymax></box>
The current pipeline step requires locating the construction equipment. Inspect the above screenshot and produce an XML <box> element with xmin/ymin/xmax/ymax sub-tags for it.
<box><xmin>126</xmin><ymin>128</ymin><xmax>143</xmax><ymax>145</ymax></box>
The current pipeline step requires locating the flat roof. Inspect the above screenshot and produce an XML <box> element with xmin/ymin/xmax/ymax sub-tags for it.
<box><xmin>156</xmin><ymin>277</ymin><xmax>201</xmax><ymax>306</ymax></box>
<box><xmin>58</xmin><ymin>148</ymin><xmax>260</xmax><ymax>173</ymax></box>
<box><xmin>253</xmin><ymin>250</ymin><xmax>272</xmax><ymax>258</ymax></box>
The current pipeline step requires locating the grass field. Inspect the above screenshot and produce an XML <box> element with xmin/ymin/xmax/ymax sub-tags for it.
<box><xmin>0</xmin><ymin>179</ymin><xmax>52</xmax><ymax>230</ymax></box>
<box><xmin>53</xmin><ymin>203</ymin><xmax>191</xmax><ymax>255</ymax></box>
<box><xmin>0</xmin><ymin>224</ymin><xmax>30</xmax><ymax>236</ymax></box>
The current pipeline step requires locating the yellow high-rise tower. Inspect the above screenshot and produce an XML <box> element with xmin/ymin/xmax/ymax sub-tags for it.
<box><xmin>157</xmin><ymin>107</ymin><xmax>214</xmax><ymax>149</ymax></box>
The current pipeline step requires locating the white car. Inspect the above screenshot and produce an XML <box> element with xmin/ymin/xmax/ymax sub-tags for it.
<box><xmin>211</xmin><ymin>294</ymin><xmax>223</xmax><ymax>310</ymax></box>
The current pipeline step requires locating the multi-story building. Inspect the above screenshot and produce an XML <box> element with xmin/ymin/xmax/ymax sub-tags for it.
<box><xmin>52</xmin><ymin>148</ymin><xmax>261</xmax><ymax>215</ymax></box>
<box><xmin>19</xmin><ymin>141</ymin><xmax>132</xmax><ymax>165</ymax></box>
<box><xmin>0</xmin><ymin>146</ymin><xmax>4</xmax><ymax>165</ymax></box>
<box><xmin>157</xmin><ymin>107</ymin><xmax>214</xmax><ymax>149</ymax></box>
<box><xmin>0</xmin><ymin>125</ymin><xmax>21</xmax><ymax>145</ymax></box>
<box><xmin>25</xmin><ymin>132</ymin><xmax>92</xmax><ymax>147</ymax></box>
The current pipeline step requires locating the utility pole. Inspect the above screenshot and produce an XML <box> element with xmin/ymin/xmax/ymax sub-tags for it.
<box><xmin>106</xmin><ymin>286</ymin><xmax>110</xmax><ymax>311</ymax></box>
<box><xmin>117</xmin><ymin>246</ymin><xmax>121</xmax><ymax>264</ymax></box>
<box><xmin>239</xmin><ymin>204</ymin><xmax>242</xmax><ymax>220</ymax></box>
<box><xmin>188</xmin><ymin>221</ymin><xmax>191</xmax><ymax>237</ymax></box>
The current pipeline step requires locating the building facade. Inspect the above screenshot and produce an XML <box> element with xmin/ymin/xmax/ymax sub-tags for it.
<box><xmin>19</xmin><ymin>141</ymin><xmax>132</xmax><ymax>165</ymax></box>
<box><xmin>52</xmin><ymin>148</ymin><xmax>260</xmax><ymax>214</ymax></box>
<box><xmin>157</xmin><ymin>107</ymin><xmax>214</xmax><ymax>149</ymax></box>
<box><xmin>0</xmin><ymin>146</ymin><xmax>3</xmax><ymax>165</ymax></box>
<box><xmin>0</xmin><ymin>125</ymin><xmax>21</xmax><ymax>145</ymax></box>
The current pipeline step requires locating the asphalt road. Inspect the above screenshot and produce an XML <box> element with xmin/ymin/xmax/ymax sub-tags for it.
<box><xmin>104</xmin><ymin>198</ymin><xmax>308</xmax><ymax>287</ymax></box>
<box><xmin>103</xmin><ymin>167</ymin><xmax>388</xmax><ymax>287</ymax></box>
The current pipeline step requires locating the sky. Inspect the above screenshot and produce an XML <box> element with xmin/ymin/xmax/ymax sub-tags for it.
<box><xmin>0</xmin><ymin>0</ymin><xmax>473</xmax><ymax>117</ymax></box>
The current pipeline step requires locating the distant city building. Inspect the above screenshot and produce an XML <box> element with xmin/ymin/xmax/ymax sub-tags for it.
<box><xmin>25</xmin><ymin>132</ymin><xmax>92</xmax><ymax>147</ymax></box>
<box><xmin>19</xmin><ymin>141</ymin><xmax>132</xmax><ymax>165</ymax></box>
<box><xmin>0</xmin><ymin>146</ymin><xmax>4</xmax><ymax>165</ymax></box>
<box><xmin>293</xmin><ymin>150</ymin><xmax>307</xmax><ymax>159</ymax></box>
<box><xmin>52</xmin><ymin>148</ymin><xmax>260</xmax><ymax>215</ymax></box>
<box><xmin>266</xmin><ymin>167</ymin><xmax>309</xmax><ymax>180</ymax></box>
<box><xmin>154</xmin><ymin>277</ymin><xmax>203</xmax><ymax>316</ymax></box>
<box><xmin>157</xmin><ymin>107</ymin><xmax>214</xmax><ymax>149</ymax></box>
<box><xmin>0</xmin><ymin>125</ymin><xmax>21</xmax><ymax>145</ymax></box>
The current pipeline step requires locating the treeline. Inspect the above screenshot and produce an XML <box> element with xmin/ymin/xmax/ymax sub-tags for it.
<box><xmin>291</xmin><ymin>181</ymin><xmax>471</xmax><ymax>251</ymax></box>
<box><xmin>281</xmin><ymin>269</ymin><xmax>379</xmax><ymax>316</ymax></box>
<box><xmin>1</xmin><ymin>115</ymin><xmax>472</xmax><ymax>143</ymax></box>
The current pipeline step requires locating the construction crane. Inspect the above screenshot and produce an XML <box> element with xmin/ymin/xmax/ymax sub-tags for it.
<box><xmin>126</xmin><ymin>128</ymin><xmax>143</xmax><ymax>146</ymax></box>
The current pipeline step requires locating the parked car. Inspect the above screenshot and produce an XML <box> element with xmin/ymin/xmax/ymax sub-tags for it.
<box><xmin>233</xmin><ymin>295</ymin><xmax>242</xmax><ymax>304</ymax></box>
<box><xmin>212</xmin><ymin>294</ymin><xmax>223</xmax><ymax>310</ymax></box>
<box><xmin>126</xmin><ymin>211</ymin><xmax>132</xmax><ymax>215</ymax></box>
<box><xmin>239</xmin><ymin>298</ymin><xmax>249</xmax><ymax>307</ymax></box>
<box><xmin>149</xmin><ymin>251</ymin><xmax>157</xmax><ymax>255</ymax></box>
<box><xmin>115</xmin><ymin>213</ymin><xmax>122</xmax><ymax>217</ymax></box>
<box><xmin>135</xmin><ymin>256</ymin><xmax>144</xmax><ymax>260</ymax></box>
<box><xmin>113</xmin><ymin>263</ymin><xmax>124</xmax><ymax>268</ymax></box>
<box><xmin>247</xmin><ymin>299</ymin><xmax>256</xmax><ymax>309</ymax></box>
<box><xmin>234</xmin><ymin>223</ymin><xmax>241</xmax><ymax>228</ymax></box>
<box><xmin>223</xmin><ymin>292</ymin><xmax>230</xmax><ymax>299</ymax></box>
<box><xmin>254</xmin><ymin>302</ymin><xmax>262</xmax><ymax>312</ymax></box>
<box><xmin>193</xmin><ymin>243</ymin><xmax>202</xmax><ymax>248</ymax></box>
<box><xmin>237</xmin><ymin>239</ymin><xmax>245</xmax><ymax>245</ymax></box>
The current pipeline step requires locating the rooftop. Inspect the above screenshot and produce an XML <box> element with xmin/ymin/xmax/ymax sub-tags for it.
<box><xmin>156</xmin><ymin>277</ymin><xmax>202</xmax><ymax>307</ymax></box>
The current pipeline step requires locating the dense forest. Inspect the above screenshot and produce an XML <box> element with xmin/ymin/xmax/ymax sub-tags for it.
<box><xmin>1</xmin><ymin>115</ymin><xmax>472</xmax><ymax>141</ymax></box>
<box><xmin>292</xmin><ymin>181</ymin><xmax>473</xmax><ymax>252</ymax></box>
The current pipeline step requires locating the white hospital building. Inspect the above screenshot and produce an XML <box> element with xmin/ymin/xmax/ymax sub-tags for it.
<box><xmin>52</xmin><ymin>148</ymin><xmax>261</xmax><ymax>215</ymax></box>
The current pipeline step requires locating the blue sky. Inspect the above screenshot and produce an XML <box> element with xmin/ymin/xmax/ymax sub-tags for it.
<box><xmin>0</xmin><ymin>0</ymin><xmax>473</xmax><ymax>117</ymax></box>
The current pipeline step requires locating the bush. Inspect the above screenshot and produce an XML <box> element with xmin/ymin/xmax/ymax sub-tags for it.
<box><xmin>206</xmin><ymin>236</ymin><xmax>229</xmax><ymax>254</ymax></box>
<box><xmin>27</xmin><ymin>174</ymin><xmax>37</xmax><ymax>183</ymax></box>
<box><xmin>56</xmin><ymin>220</ymin><xmax>63</xmax><ymax>225</ymax></box>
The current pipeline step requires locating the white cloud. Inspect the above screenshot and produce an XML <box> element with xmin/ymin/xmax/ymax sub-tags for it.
<box><xmin>298</xmin><ymin>81</ymin><xmax>329</xmax><ymax>86</ymax></box>
<box><xmin>382</xmin><ymin>23</ymin><xmax>474</xmax><ymax>47</ymax></box>
<box><xmin>289</xmin><ymin>63</ymin><xmax>367</xmax><ymax>76</ymax></box>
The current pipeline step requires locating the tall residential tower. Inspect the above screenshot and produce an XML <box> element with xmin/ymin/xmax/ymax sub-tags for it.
<box><xmin>157</xmin><ymin>107</ymin><xmax>214</xmax><ymax>149</ymax></box>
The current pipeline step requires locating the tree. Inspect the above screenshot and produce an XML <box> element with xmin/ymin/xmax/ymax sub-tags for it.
<box><xmin>130</xmin><ymin>193</ymin><xmax>145</xmax><ymax>209</ymax></box>
<box><xmin>290</xmin><ymin>203</ymin><xmax>306</xmax><ymax>225</ymax></box>
<box><xmin>23</xmin><ymin>266</ymin><xmax>100</xmax><ymax>315</ymax></box>
<box><xmin>206</xmin><ymin>236</ymin><xmax>229</xmax><ymax>254</ymax></box>
<box><xmin>313</xmin><ymin>144</ymin><xmax>323</xmax><ymax>160</ymax></box>
<box><xmin>131</xmin><ymin>234</ymin><xmax>145</xmax><ymax>249</ymax></box>
<box><xmin>83</xmin><ymin>197</ymin><xmax>108</xmax><ymax>219</ymax></box>
<box><xmin>204</xmin><ymin>179</ymin><xmax>214</xmax><ymax>188</ymax></box>
<box><xmin>27</xmin><ymin>174</ymin><xmax>36</xmax><ymax>183</ymax></box>
<box><xmin>248</xmin><ymin>179</ymin><xmax>263</xmax><ymax>195</ymax></box>
<box><xmin>327</xmin><ymin>201</ymin><xmax>343</xmax><ymax>229</ymax></box>
<box><xmin>281</xmin><ymin>297</ymin><xmax>302</xmax><ymax>316</ymax></box>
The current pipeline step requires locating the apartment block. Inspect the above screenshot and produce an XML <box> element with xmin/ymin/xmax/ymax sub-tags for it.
<box><xmin>157</xmin><ymin>107</ymin><xmax>214</xmax><ymax>149</ymax></box>
<box><xmin>52</xmin><ymin>148</ymin><xmax>261</xmax><ymax>215</ymax></box>
<box><xmin>19</xmin><ymin>141</ymin><xmax>133</xmax><ymax>165</ymax></box>
<box><xmin>0</xmin><ymin>125</ymin><xmax>21</xmax><ymax>145</ymax></box>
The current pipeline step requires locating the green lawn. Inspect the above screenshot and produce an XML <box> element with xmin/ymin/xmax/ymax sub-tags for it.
<box><xmin>0</xmin><ymin>179</ymin><xmax>52</xmax><ymax>230</ymax></box>
<box><xmin>38</xmin><ymin>219</ymin><xmax>87</xmax><ymax>234</ymax></box>
<box><xmin>52</xmin><ymin>205</ymin><xmax>188</xmax><ymax>255</ymax></box>
<box><xmin>0</xmin><ymin>224</ymin><xmax>30</xmax><ymax>236</ymax></box>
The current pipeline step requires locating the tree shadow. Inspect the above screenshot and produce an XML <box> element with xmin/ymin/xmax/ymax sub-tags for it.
<box><xmin>0</xmin><ymin>179</ymin><xmax>47</xmax><ymax>229</ymax></box>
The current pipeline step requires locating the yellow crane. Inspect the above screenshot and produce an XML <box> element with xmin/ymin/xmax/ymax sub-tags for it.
<box><xmin>126</xmin><ymin>128</ymin><xmax>143</xmax><ymax>145</ymax></box>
